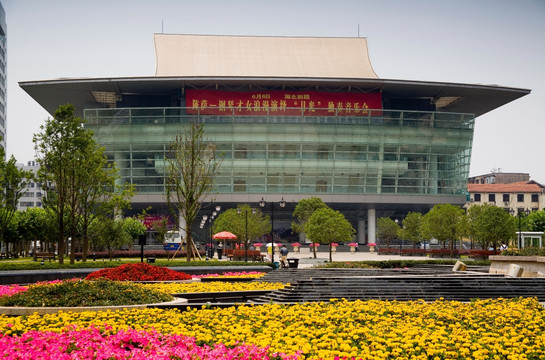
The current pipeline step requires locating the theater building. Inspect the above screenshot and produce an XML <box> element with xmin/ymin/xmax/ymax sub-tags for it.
<box><xmin>20</xmin><ymin>34</ymin><xmax>530</xmax><ymax>244</ymax></box>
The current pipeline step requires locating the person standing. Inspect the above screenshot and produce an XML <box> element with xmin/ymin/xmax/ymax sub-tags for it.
<box><xmin>280</xmin><ymin>245</ymin><xmax>289</xmax><ymax>268</ymax></box>
<box><xmin>217</xmin><ymin>242</ymin><xmax>224</xmax><ymax>259</ymax></box>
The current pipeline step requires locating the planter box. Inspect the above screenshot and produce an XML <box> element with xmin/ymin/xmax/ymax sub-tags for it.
<box><xmin>489</xmin><ymin>255</ymin><xmax>545</xmax><ymax>277</ymax></box>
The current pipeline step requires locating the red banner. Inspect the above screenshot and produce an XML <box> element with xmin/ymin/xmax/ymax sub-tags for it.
<box><xmin>142</xmin><ymin>215</ymin><xmax>175</xmax><ymax>230</ymax></box>
<box><xmin>186</xmin><ymin>89</ymin><xmax>382</xmax><ymax>116</ymax></box>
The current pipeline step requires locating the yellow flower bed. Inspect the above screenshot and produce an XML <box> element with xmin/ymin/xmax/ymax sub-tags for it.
<box><xmin>139</xmin><ymin>281</ymin><xmax>286</xmax><ymax>294</ymax></box>
<box><xmin>1</xmin><ymin>298</ymin><xmax>544</xmax><ymax>359</ymax></box>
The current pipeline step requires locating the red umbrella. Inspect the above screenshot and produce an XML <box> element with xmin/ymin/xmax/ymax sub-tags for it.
<box><xmin>212</xmin><ymin>231</ymin><xmax>237</xmax><ymax>240</ymax></box>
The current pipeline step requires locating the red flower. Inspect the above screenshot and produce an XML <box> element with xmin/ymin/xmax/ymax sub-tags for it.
<box><xmin>86</xmin><ymin>263</ymin><xmax>192</xmax><ymax>281</ymax></box>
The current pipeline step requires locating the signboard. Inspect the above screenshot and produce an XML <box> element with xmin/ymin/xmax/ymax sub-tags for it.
<box><xmin>142</xmin><ymin>215</ymin><xmax>175</xmax><ymax>230</ymax></box>
<box><xmin>186</xmin><ymin>89</ymin><xmax>382</xmax><ymax>116</ymax></box>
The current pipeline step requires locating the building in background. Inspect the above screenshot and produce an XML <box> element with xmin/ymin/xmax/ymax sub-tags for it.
<box><xmin>467</xmin><ymin>180</ymin><xmax>544</xmax><ymax>213</ymax></box>
<box><xmin>15</xmin><ymin>160</ymin><xmax>43</xmax><ymax>211</ymax></box>
<box><xmin>0</xmin><ymin>2</ymin><xmax>6</xmax><ymax>151</ymax></box>
<box><xmin>19</xmin><ymin>34</ymin><xmax>531</xmax><ymax>244</ymax></box>
<box><xmin>468</xmin><ymin>172</ymin><xmax>530</xmax><ymax>185</ymax></box>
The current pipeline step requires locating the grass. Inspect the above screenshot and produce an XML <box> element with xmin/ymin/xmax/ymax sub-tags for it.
<box><xmin>0</xmin><ymin>257</ymin><xmax>272</xmax><ymax>271</ymax></box>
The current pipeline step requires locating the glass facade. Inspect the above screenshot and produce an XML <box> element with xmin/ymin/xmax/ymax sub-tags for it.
<box><xmin>84</xmin><ymin>107</ymin><xmax>474</xmax><ymax>198</ymax></box>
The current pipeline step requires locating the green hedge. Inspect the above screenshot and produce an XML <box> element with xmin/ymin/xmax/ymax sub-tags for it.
<box><xmin>316</xmin><ymin>259</ymin><xmax>491</xmax><ymax>269</ymax></box>
<box><xmin>0</xmin><ymin>258</ymin><xmax>272</xmax><ymax>271</ymax></box>
<box><xmin>501</xmin><ymin>248</ymin><xmax>545</xmax><ymax>256</ymax></box>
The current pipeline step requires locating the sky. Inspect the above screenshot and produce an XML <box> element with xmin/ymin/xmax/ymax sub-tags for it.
<box><xmin>3</xmin><ymin>0</ymin><xmax>545</xmax><ymax>183</ymax></box>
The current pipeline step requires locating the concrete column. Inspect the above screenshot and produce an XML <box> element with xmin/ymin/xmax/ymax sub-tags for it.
<box><xmin>114</xmin><ymin>152</ymin><xmax>126</xmax><ymax>187</ymax></box>
<box><xmin>367</xmin><ymin>208</ymin><xmax>376</xmax><ymax>244</ymax></box>
<box><xmin>358</xmin><ymin>219</ymin><xmax>366</xmax><ymax>244</ymax></box>
<box><xmin>178</xmin><ymin>214</ymin><xmax>187</xmax><ymax>241</ymax></box>
<box><xmin>429</xmin><ymin>154</ymin><xmax>438</xmax><ymax>194</ymax></box>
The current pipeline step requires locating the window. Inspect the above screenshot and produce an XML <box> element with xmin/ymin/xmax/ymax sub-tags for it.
<box><xmin>316</xmin><ymin>180</ymin><xmax>327</xmax><ymax>192</ymax></box>
<box><xmin>234</xmin><ymin>146</ymin><xmax>247</xmax><ymax>159</ymax></box>
<box><xmin>474</xmin><ymin>193</ymin><xmax>481</xmax><ymax>202</ymax></box>
<box><xmin>488</xmin><ymin>193</ymin><xmax>495</xmax><ymax>202</ymax></box>
<box><xmin>233</xmin><ymin>180</ymin><xmax>246</xmax><ymax>192</ymax></box>
<box><xmin>503</xmin><ymin>194</ymin><xmax>510</xmax><ymax>202</ymax></box>
<box><xmin>517</xmin><ymin>194</ymin><xmax>524</xmax><ymax>202</ymax></box>
<box><xmin>532</xmin><ymin>194</ymin><xmax>539</xmax><ymax>202</ymax></box>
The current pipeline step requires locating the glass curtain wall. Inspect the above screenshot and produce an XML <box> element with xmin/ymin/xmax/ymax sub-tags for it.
<box><xmin>84</xmin><ymin>107</ymin><xmax>474</xmax><ymax>196</ymax></box>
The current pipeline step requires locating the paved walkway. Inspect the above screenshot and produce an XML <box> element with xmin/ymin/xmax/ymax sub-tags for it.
<box><xmin>217</xmin><ymin>248</ymin><xmax>431</xmax><ymax>268</ymax></box>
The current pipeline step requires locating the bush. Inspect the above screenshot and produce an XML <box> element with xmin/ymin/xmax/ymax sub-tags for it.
<box><xmin>86</xmin><ymin>263</ymin><xmax>192</xmax><ymax>281</ymax></box>
<box><xmin>317</xmin><ymin>259</ymin><xmax>491</xmax><ymax>268</ymax></box>
<box><xmin>501</xmin><ymin>247</ymin><xmax>545</xmax><ymax>256</ymax></box>
<box><xmin>0</xmin><ymin>279</ymin><xmax>173</xmax><ymax>307</ymax></box>
<box><xmin>76</xmin><ymin>249</ymin><xmax>205</xmax><ymax>260</ymax></box>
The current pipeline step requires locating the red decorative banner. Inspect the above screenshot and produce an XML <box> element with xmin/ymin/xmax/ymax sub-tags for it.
<box><xmin>186</xmin><ymin>89</ymin><xmax>382</xmax><ymax>116</ymax></box>
<box><xmin>142</xmin><ymin>215</ymin><xmax>175</xmax><ymax>230</ymax></box>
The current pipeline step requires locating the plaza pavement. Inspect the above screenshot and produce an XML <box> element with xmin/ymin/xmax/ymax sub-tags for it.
<box><xmin>216</xmin><ymin>247</ymin><xmax>431</xmax><ymax>268</ymax></box>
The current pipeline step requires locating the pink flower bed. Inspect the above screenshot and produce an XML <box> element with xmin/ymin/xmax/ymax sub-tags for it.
<box><xmin>195</xmin><ymin>271</ymin><xmax>265</xmax><ymax>278</ymax></box>
<box><xmin>0</xmin><ymin>285</ymin><xmax>28</xmax><ymax>298</ymax></box>
<box><xmin>0</xmin><ymin>327</ymin><xmax>299</xmax><ymax>360</ymax></box>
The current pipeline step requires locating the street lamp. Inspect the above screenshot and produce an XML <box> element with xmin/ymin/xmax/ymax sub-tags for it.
<box><xmin>237</xmin><ymin>206</ymin><xmax>257</xmax><ymax>262</ymax></box>
<box><xmin>259</xmin><ymin>197</ymin><xmax>286</xmax><ymax>268</ymax></box>
<box><xmin>395</xmin><ymin>219</ymin><xmax>401</xmax><ymax>254</ymax></box>
<box><xmin>200</xmin><ymin>205</ymin><xmax>221</xmax><ymax>259</ymax></box>
<box><xmin>510</xmin><ymin>208</ymin><xmax>530</xmax><ymax>248</ymax></box>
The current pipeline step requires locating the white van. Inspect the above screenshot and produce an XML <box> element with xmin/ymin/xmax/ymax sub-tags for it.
<box><xmin>164</xmin><ymin>231</ymin><xmax>182</xmax><ymax>250</ymax></box>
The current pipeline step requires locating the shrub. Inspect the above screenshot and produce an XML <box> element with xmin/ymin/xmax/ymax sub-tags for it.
<box><xmin>502</xmin><ymin>247</ymin><xmax>545</xmax><ymax>256</ymax></box>
<box><xmin>0</xmin><ymin>279</ymin><xmax>173</xmax><ymax>307</ymax></box>
<box><xmin>86</xmin><ymin>262</ymin><xmax>192</xmax><ymax>281</ymax></box>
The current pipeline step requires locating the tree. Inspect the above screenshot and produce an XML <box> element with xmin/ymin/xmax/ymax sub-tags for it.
<box><xmin>92</xmin><ymin>218</ymin><xmax>132</xmax><ymax>260</ymax></box>
<box><xmin>291</xmin><ymin>196</ymin><xmax>327</xmax><ymax>235</ymax></box>
<box><xmin>164</xmin><ymin>121</ymin><xmax>222</xmax><ymax>262</ymax></box>
<box><xmin>527</xmin><ymin>209</ymin><xmax>545</xmax><ymax>233</ymax></box>
<box><xmin>34</xmin><ymin>104</ymin><xmax>127</xmax><ymax>264</ymax></box>
<box><xmin>397</xmin><ymin>212</ymin><xmax>424</xmax><ymax>248</ymax></box>
<box><xmin>151</xmin><ymin>217</ymin><xmax>169</xmax><ymax>244</ymax></box>
<box><xmin>291</xmin><ymin>197</ymin><xmax>328</xmax><ymax>258</ymax></box>
<box><xmin>212</xmin><ymin>204</ymin><xmax>270</xmax><ymax>247</ymax></box>
<box><xmin>421</xmin><ymin>204</ymin><xmax>468</xmax><ymax>252</ymax></box>
<box><xmin>376</xmin><ymin>217</ymin><xmax>400</xmax><ymax>248</ymax></box>
<box><xmin>468</xmin><ymin>204</ymin><xmax>515</xmax><ymax>250</ymax></box>
<box><xmin>122</xmin><ymin>217</ymin><xmax>147</xmax><ymax>245</ymax></box>
<box><xmin>304</xmin><ymin>207</ymin><xmax>355</xmax><ymax>262</ymax></box>
<box><xmin>0</xmin><ymin>142</ymin><xmax>33</xmax><ymax>256</ymax></box>
<box><xmin>17</xmin><ymin>207</ymin><xmax>48</xmax><ymax>259</ymax></box>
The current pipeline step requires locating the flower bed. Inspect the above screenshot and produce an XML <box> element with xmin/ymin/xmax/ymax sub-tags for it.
<box><xmin>195</xmin><ymin>271</ymin><xmax>266</xmax><ymax>279</ymax></box>
<box><xmin>0</xmin><ymin>327</ymin><xmax>296</xmax><ymax>360</ymax></box>
<box><xmin>140</xmin><ymin>281</ymin><xmax>286</xmax><ymax>294</ymax></box>
<box><xmin>1</xmin><ymin>298</ymin><xmax>543</xmax><ymax>359</ymax></box>
<box><xmin>86</xmin><ymin>262</ymin><xmax>192</xmax><ymax>281</ymax></box>
<box><xmin>0</xmin><ymin>279</ymin><xmax>173</xmax><ymax>307</ymax></box>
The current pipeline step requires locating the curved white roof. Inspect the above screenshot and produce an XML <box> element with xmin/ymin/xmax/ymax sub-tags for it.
<box><xmin>154</xmin><ymin>34</ymin><xmax>379</xmax><ymax>79</ymax></box>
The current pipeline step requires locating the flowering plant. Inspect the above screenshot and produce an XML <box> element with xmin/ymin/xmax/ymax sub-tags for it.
<box><xmin>0</xmin><ymin>279</ymin><xmax>172</xmax><ymax>307</ymax></box>
<box><xmin>86</xmin><ymin>262</ymin><xmax>192</xmax><ymax>281</ymax></box>
<box><xmin>367</xmin><ymin>242</ymin><xmax>377</xmax><ymax>246</ymax></box>
<box><xmin>309</xmin><ymin>243</ymin><xmax>320</xmax><ymax>247</ymax></box>
<box><xmin>195</xmin><ymin>271</ymin><xmax>265</xmax><ymax>279</ymax></box>
<box><xmin>291</xmin><ymin>243</ymin><xmax>301</xmax><ymax>247</ymax></box>
<box><xmin>0</xmin><ymin>284</ymin><xmax>28</xmax><ymax>298</ymax></box>
<box><xmin>0</xmin><ymin>327</ymin><xmax>299</xmax><ymax>359</ymax></box>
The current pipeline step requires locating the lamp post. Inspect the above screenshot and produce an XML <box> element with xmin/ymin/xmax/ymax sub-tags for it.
<box><xmin>259</xmin><ymin>197</ymin><xmax>286</xmax><ymax>268</ymax></box>
<box><xmin>395</xmin><ymin>219</ymin><xmax>402</xmax><ymax>254</ymax></box>
<box><xmin>200</xmin><ymin>205</ymin><xmax>221</xmax><ymax>259</ymax></box>
<box><xmin>237</xmin><ymin>206</ymin><xmax>257</xmax><ymax>262</ymax></box>
<box><xmin>510</xmin><ymin>208</ymin><xmax>530</xmax><ymax>248</ymax></box>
